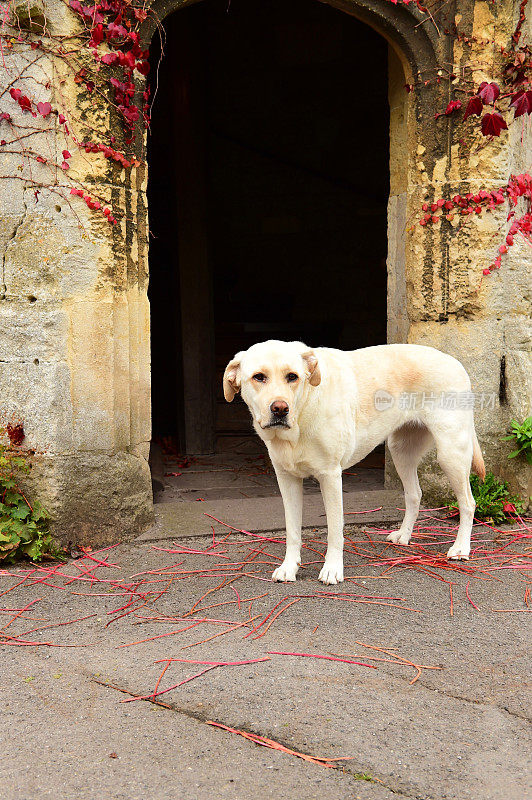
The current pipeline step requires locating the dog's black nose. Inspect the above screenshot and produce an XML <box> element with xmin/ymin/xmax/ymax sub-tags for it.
<box><xmin>270</xmin><ymin>400</ymin><xmax>289</xmax><ymax>417</ymax></box>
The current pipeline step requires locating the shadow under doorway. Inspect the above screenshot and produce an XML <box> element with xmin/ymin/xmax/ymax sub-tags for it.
<box><xmin>148</xmin><ymin>0</ymin><xmax>388</xmax><ymax>498</ymax></box>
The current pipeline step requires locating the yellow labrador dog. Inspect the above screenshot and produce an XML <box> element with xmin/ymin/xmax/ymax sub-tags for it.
<box><xmin>223</xmin><ymin>341</ymin><xmax>485</xmax><ymax>585</ymax></box>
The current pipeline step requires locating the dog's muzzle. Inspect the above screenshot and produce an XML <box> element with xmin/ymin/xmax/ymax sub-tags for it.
<box><xmin>264</xmin><ymin>399</ymin><xmax>290</xmax><ymax>428</ymax></box>
<box><xmin>264</xmin><ymin>418</ymin><xmax>290</xmax><ymax>429</ymax></box>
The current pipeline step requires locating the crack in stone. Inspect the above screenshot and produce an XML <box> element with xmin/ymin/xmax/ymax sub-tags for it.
<box><xmin>91</xmin><ymin>677</ymin><xmax>426</xmax><ymax>799</ymax></box>
<box><xmin>414</xmin><ymin>682</ymin><xmax>531</xmax><ymax>723</ymax></box>
<box><xmin>1</xmin><ymin>190</ymin><xmax>28</xmax><ymax>298</ymax></box>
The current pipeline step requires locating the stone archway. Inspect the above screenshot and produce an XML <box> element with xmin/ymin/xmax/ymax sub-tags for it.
<box><xmin>144</xmin><ymin>0</ymin><xmax>445</xmax><ymax>459</ymax></box>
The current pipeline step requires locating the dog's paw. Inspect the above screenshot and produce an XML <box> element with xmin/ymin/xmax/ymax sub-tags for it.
<box><xmin>318</xmin><ymin>561</ymin><xmax>344</xmax><ymax>585</ymax></box>
<box><xmin>272</xmin><ymin>560</ymin><xmax>299</xmax><ymax>582</ymax></box>
<box><xmin>386</xmin><ymin>529</ymin><xmax>412</xmax><ymax>546</ymax></box>
<box><xmin>446</xmin><ymin>543</ymin><xmax>470</xmax><ymax>561</ymax></box>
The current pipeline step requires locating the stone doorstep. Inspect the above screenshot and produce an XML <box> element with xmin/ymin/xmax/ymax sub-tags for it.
<box><xmin>159</xmin><ymin>467</ymin><xmax>382</xmax><ymax>493</ymax></box>
<box><xmin>138</xmin><ymin>488</ymin><xmax>406</xmax><ymax>542</ymax></box>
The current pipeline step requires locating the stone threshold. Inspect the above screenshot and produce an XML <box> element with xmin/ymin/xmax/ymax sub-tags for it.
<box><xmin>138</xmin><ymin>488</ymin><xmax>407</xmax><ymax>542</ymax></box>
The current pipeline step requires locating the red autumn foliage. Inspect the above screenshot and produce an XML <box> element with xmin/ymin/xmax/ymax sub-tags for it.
<box><xmin>9</xmin><ymin>88</ymin><xmax>32</xmax><ymax>113</ymax></box>
<box><xmin>445</xmin><ymin>100</ymin><xmax>462</xmax><ymax>115</ymax></box>
<box><xmin>478</xmin><ymin>81</ymin><xmax>500</xmax><ymax>105</ymax></box>
<box><xmin>37</xmin><ymin>101</ymin><xmax>52</xmax><ymax>117</ymax></box>
<box><xmin>70</xmin><ymin>188</ymin><xmax>117</xmax><ymax>225</ymax></box>
<box><xmin>419</xmin><ymin>173</ymin><xmax>532</xmax><ymax>277</ymax></box>
<box><xmin>6</xmin><ymin>423</ymin><xmax>25</xmax><ymax>446</ymax></box>
<box><xmin>463</xmin><ymin>95</ymin><xmax>483</xmax><ymax>120</ymax></box>
<box><xmin>510</xmin><ymin>90</ymin><xmax>532</xmax><ymax>117</ymax></box>
<box><xmin>481</xmin><ymin>112</ymin><xmax>508</xmax><ymax>137</ymax></box>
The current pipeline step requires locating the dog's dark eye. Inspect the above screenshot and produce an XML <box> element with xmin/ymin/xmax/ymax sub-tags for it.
<box><xmin>253</xmin><ymin>373</ymin><xmax>267</xmax><ymax>383</ymax></box>
<box><xmin>286</xmin><ymin>373</ymin><xmax>298</xmax><ymax>383</ymax></box>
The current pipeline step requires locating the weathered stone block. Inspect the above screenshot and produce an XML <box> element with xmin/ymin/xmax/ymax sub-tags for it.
<box><xmin>22</xmin><ymin>451</ymin><xmax>154</xmax><ymax>547</ymax></box>
<box><xmin>0</xmin><ymin>360</ymin><xmax>73</xmax><ymax>452</ymax></box>
<box><xmin>0</xmin><ymin>299</ymin><xmax>68</xmax><ymax>362</ymax></box>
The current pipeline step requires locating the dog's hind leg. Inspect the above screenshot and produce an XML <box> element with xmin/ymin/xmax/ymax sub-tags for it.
<box><xmin>387</xmin><ymin>423</ymin><xmax>434</xmax><ymax>546</ymax></box>
<box><xmin>433</xmin><ymin>429</ymin><xmax>476</xmax><ymax>560</ymax></box>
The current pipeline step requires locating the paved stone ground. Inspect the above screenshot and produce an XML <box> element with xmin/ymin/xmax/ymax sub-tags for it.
<box><xmin>1</xmin><ymin>464</ymin><xmax>530</xmax><ymax>800</ymax></box>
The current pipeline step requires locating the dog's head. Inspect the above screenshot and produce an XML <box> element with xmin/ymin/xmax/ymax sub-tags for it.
<box><xmin>223</xmin><ymin>340</ymin><xmax>321</xmax><ymax>438</ymax></box>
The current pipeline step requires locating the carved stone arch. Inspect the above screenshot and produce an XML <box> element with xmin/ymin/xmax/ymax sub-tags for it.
<box><xmin>142</xmin><ymin>0</ymin><xmax>448</xmax><ymax>361</ymax></box>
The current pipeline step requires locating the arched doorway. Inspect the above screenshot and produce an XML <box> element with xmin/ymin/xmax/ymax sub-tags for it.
<box><xmin>148</xmin><ymin>0</ymin><xmax>391</xmax><ymax>463</ymax></box>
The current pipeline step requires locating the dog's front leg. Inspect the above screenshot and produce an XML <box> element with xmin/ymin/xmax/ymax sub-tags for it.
<box><xmin>272</xmin><ymin>467</ymin><xmax>303</xmax><ymax>582</ymax></box>
<box><xmin>318</xmin><ymin>470</ymin><xmax>344</xmax><ymax>585</ymax></box>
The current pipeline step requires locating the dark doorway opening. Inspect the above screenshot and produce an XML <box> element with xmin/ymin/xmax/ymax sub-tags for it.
<box><xmin>148</xmin><ymin>0</ymin><xmax>389</xmax><ymax>458</ymax></box>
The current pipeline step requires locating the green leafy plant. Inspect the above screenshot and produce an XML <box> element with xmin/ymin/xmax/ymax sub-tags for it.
<box><xmin>502</xmin><ymin>416</ymin><xmax>532</xmax><ymax>466</ymax></box>
<box><xmin>449</xmin><ymin>472</ymin><xmax>523</xmax><ymax>525</ymax></box>
<box><xmin>0</xmin><ymin>438</ymin><xmax>59</xmax><ymax>562</ymax></box>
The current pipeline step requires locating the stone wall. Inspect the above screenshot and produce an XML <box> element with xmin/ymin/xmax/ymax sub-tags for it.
<box><xmin>0</xmin><ymin>0</ymin><xmax>153</xmax><ymax>545</ymax></box>
<box><xmin>398</xmin><ymin>0</ymin><xmax>532</xmax><ymax>504</ymax></box>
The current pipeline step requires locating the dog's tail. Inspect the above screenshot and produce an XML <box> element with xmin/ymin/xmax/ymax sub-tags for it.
<box><xmin>471</xmin><ymin>428</ymin><xmax>486</xmax><ymax>481</ymax></box>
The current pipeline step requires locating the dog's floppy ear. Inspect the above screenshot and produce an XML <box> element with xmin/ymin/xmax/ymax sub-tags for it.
<box><xmin>223</xmin><ymin>354</ymin><xmax>243</xmax><ymax>402</ymax></box>
<box><xmin>302</xmin><ymin>350</ymin><xmax>321</xmax><ymax>387</ymax></box>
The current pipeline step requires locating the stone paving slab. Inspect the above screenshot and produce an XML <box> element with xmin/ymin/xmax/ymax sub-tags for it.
<box><xmin>2</xmin><ymin>654</ymin><xmax>396</xmax><ymax>800</ymax></box>
<box><xmin>1</xmin><ymin>524</ymin><xmax>530</xmax><ymax>800</ymax></box>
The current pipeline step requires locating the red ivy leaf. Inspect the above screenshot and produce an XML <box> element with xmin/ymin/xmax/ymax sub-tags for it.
<box><xmin>120</xmin><ymin>104</ymin><xmax>139</xmax><ymax>124</ymax></box>
<box><xmin>89</xmin><ymin>23</ymin><xmax>104</xmax><ymax>46</ymax></box>
<box><xmin>0</xmin><ymin>112</ymin><xmax>11</xmax><ymax>122</ymax></box>
<box><xmin>61</xmin><ymin>161</ymin><xmax>70</xmax><ymax>170</ymax></box>
<box><xmin>62</xmin><ymin>149</ymin><xmax>71</xmax><ymax>159</ymax></box>
<box><xmin>107</xmin><ymin>22</ymin><xmax>128</xmax><ymax>39</ymax></box>
<box><xmin>510</xmin><ymin>90</ymin><xmax>532</xmax><ymax>118</ymax></box>
<box><xmin>101</xmin><ymin>52</ymin><xmax>119</xmax><ymax>65</ymax></box>
<box><xmin>58</xmin><ymin>114</ymin><xmax>66</xmax><ymax>124</ymax></box>
<box><xmin>463</xmin><ymin>95</ymin><xmax>483</xmax><ymax>121</ymax></box>
<box><xmin>478</xmin><ymin>81</ymin><xmax>500</xmax><ymax>105</ymax></box>
<box><xmin>10</xmin><ymin>88</ymin><xmax>32</xmax><ymax>112</ymax></box>
<box><xmin>118</xmin><ymin>50</ymin><xmax>136</xmax><ymax>68</ymax></box>
<box><xmin>135</xmin><ymin>60</ymin><xmax>150</xmax><ymax>76</ymax></box>
<box><xmin>481</xmin><ymin>112</ymin><xmax>508</xmax><ymax>137</ymax></box>
<box><xmin>110</xmin><ymin>77</ymin><xmax>127</xmax><ymax>91</ymax></box>
<box><xmin>37</xmin><ymin>101</ymin><xmax>52</xmax><ymax>117</ymax></box>
<box><xmin>445</xmin><ymin>99</ymin><xmax>462</xmax><ymax>115</ymax></box>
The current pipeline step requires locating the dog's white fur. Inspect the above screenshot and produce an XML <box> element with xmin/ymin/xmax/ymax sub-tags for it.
<box><xmin>223</xmin><ymin>340</ymin><xmax>485</xmax><ymax>585</ymax></box>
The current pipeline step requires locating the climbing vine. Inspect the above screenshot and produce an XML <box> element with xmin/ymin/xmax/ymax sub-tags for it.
<box><xmin>422</xmin><ymin>20</ymin><xmax>532</xmax><ymax>277</ymax></box>
<box><xmin>0</xmin><ymin>0</ymin><xmax>151</xmax><ymax>227</ymax></box>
